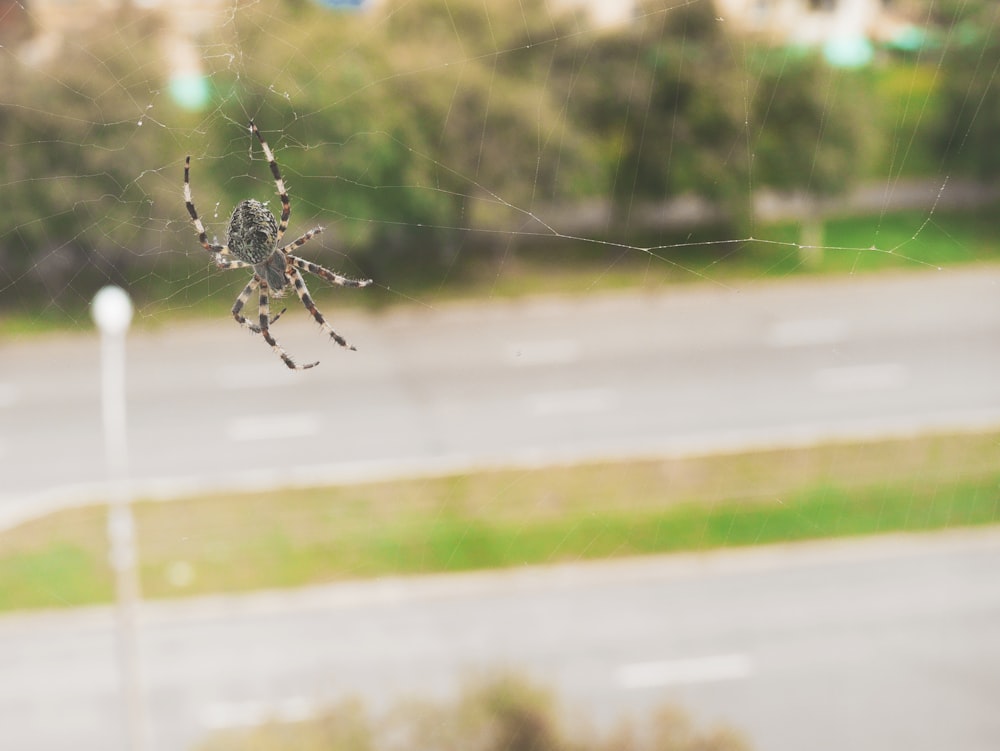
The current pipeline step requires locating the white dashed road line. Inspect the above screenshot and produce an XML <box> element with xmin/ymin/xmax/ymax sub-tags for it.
<box><xmin>201</xmin><ymin>696</ymin><xmax>316</xmax><ymax>730</ymax></box>
<box><xmin>225</xmin><ymin>413</ymin><xmax>322</xmax><ymax>442</ymax></box>
<box><xmin>528</xmin><ymin>387</ymin><xmax>617</xmax><ymax>416</ymax></box>
<box><xmin>766</xmin><ymin>318</ymin><xmax>849</xmax><ymax>348</ymax></box>
<box><xmin>616</xmin><ymin>653</ymin><xmax>754</xmax><ymax>690</ymax></box>
<box><xmin>505</xmin><ymin>338</ymin><xmax>580</xmax><ymax>367</ymax></box>
<box><xmin>813</xmin><ymin>363</ymin><xmax>909</xmax><ymax>392</ymax></box>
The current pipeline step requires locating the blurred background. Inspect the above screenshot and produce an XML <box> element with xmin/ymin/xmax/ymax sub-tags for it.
<box><xmin>1</xmin><ymin>1</ymin><xmax>999</xmax><ymax>750</ymax></box>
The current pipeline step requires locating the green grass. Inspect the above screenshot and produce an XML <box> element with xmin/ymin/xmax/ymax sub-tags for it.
<box><xmin>0</xmin><ymin>545</ymin><xmax>113</xmax><ymax>611</ymax></box>
<box><xmin>822</xmin><ymin>209</ymin><xmax>1000</xmax><ymax>268</ymax></box>
<box><xmin>731</xmin><ymin>208</ymin><xmax>1000</xmax><ymax>279</ymax></box>
<box><xmin>3</xmin><ymin>205</ymin><xmax>1000</xmax><ymax>337</ymax></box>
<box><xmin>353</xmin><ymin>205</ymin><xmax>1000</xmax><ymax>299</ymax></box>
<box><xmin>0</xmin><ymin>431</ymin><xmax>997</xmax><ymax>612</ymax></box>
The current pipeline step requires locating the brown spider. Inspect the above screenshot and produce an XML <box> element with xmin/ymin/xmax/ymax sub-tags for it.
<box><xmin>184</xmin><ymin>121</ymin><xmax>371</xmax><ymax>370</ymax></box>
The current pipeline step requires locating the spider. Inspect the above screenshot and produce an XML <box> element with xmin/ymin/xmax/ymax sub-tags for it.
<box><xmin>184</xmin><ymin>120</ymin><xmax>371</xmax><ymax>370</ymax></box>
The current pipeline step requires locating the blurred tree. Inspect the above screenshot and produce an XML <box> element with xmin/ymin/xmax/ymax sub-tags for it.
<box><xmin>378</xmin><ymin>0</ymin><xmax>602</xmax><ymax>260</ymax></box>
<box><xmin>0</xmin><ymin>8</ymin><xmax>179</xmax><ymax>305</ymax></box>
<box><xmin>553</xmin><ymin>0</ymin><xmax>751</xmax><ymax>237</ymax></box>
<box><xmin>0</xmin><ymin>0</ymin><xmax>941</xmax><ymax>312</ymax></box>
<box><xmin>749</xmin><ymin>53</ymin><xmax>878</xmax><ymax>263</ymax></box>
<box><xmin>751</xmin><ymin>57</ymin><xmax>875</xmax><ymax>195</ymax></box>
<box><xmin>914</xmin><ymin>0</ymin><xmax>994</xmax><ymax>27</ymax></box>
<box><xmin>932</xmin><ymin>3</ymin><xmax>1000</xmax><ymax>178</ymax></box>
<box><xmin>381</xmin><ymin>0</ymin><xmax>567</xmax><ymax>53</ymax></box>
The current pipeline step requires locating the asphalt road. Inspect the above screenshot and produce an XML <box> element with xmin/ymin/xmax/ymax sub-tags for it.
<box><xmin>2</xmin><ymin>269</ymin><xmax>999</xmax><ymax>751</ymax></box>
<box><xmin>1</xmin><ymin>267</ymin><xmax>998</xmax><ymax>528</ymax></box>
<box><xmin>1</xmin><ymin>529</ymin><xmax>998</xmax><ymax>751</ymax></box>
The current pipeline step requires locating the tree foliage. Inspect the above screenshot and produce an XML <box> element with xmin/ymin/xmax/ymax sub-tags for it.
<box><xmin>932</xmin><ymin>3</ymin><xmax>1000</xmax><ymax>177</ymax></box>
<box><xmin>0</xmin><ymin>0</ymin><xmax>928</xmax><ymax>304</ymax></box>
<box><xmin>749</xmin><ymin>54</ymin><xmax>878</xmax><ymax>196</ymax></box>
<box><xmin>545</xmin><ymin>1</ymin><xmax>751</xmax><ymax>228</ymax></box>
<box><xmin>0</xmin><ymin>8</ymin><xmax>179</xmax><ymax>301</ymax></box>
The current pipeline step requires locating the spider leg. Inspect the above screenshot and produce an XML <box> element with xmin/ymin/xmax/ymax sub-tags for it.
<box><xmin>288</xmin><ymin>266</ymin><xmax>358</xmax><ymax>350</ymax></box>
<box><xmin>259</xmin><ymin>279</ymin><xmax>318</xmax><ymax>370</ymax></box>
<box><xmin>287</xmin><ymin>253</ymin><xmax>373</xmax><ymax>288</ymax></box>
<box><xmin>184</xmin><ymin>156</ymin><xmax>229</xmax><ymax>258</ymax></box>
<box><xmin>232</xmin><ymin>277</ymin><xmax>286</xmax><ymax>332</ymax></box>
<box><xmin>279</xmin><ymin>226</ymin><xmax>323</xmax><ymax>254</ymax></box>
<box><xmin>217</xmin><ymin>257</ymin><xmax>254</xmax><ymax>271</ymax></box>
<box><xmin>249</xmin><ymin>121</ymin><xmax>290</xmax><ymax>245</ymax></box>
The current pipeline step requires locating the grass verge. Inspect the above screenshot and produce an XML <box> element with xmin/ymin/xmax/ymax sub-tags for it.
<box><xmin>3</xmin><ymin>206</ymin><xmax>1000</xmax><ymax>337</ymax></box>
<box><xmin>1</xmin><ymin>431</ymin><xmax>997</xmax><ymax>613</ymax></box>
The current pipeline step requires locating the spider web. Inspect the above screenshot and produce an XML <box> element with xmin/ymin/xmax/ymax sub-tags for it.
<box><xmin>1</xmin><ymin>1</ymin><xmax>999</xmax><ymax>750</ymax></box>
<box><xmin>0</xmin><ymin>1</ymin><xmax>985</xmax><ymax>318</ymax></box>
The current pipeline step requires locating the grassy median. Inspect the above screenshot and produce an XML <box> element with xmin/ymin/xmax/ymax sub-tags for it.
<box><xmin>0</xmin><ymin>430</ymin><xmax>997</xmax><ymax>612</ymax></box>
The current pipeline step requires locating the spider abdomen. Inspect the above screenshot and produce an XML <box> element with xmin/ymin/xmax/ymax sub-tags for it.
<box><xmin>227</xmin><ymin>199</ymin><xmax>279</xmax><ymax>264</ymax></box>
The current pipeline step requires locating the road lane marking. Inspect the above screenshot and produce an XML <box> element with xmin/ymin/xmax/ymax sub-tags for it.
<box><xmin>813</xmin><ymin>363</ymin><xmax>908</xmax><ymax>392</ymax></box>
<box><xmin>616</xmin><ymin>653</ymin><xmax>754</xmax><ymax>689</ymax></box>
<box><xmin>506</xmin><ymin>339</ymin><xmax>580</xmax><ymax>367</ymax></box>
<box><xmin>767</xmin><ymin>318</ymin><xmax>848</xmax><ymax>348</ymax></box>
<box><xmin>226</xmin><ymin>413</ymin><xmax>322</xmax><ymax>442</ymax></box>
<box><xmin>202</xmin><ymin>696</ymin><xmax>316</xmax><ymax>730</ymax></box>
<box><xmin>528</xmin><ymin>387</ymin><xmax>617</xmax><ymax>416</ymax></box>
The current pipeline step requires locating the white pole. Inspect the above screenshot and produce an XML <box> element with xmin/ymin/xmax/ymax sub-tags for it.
<box><xmin>91</xmin><ymin>286</ymin><xmax>150</xmax><ymax>751</ymax></box>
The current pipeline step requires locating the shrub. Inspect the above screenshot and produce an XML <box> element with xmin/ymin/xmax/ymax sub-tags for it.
<box><xmin>197</xmin><ymin>674</ymin><xmax>751</xmax><ymax>751</ymax></box>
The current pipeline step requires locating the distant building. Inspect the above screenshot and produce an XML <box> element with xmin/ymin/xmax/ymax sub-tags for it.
<box><xmin>549</xmin><ymin>0</ymin><xmax>635</xmax><ymax>27</ymax></box>
<box><xmin>553</xmin><ymin>0</ymin><xmax>915</xmax><ymax>45</ymax></box>
<box><xmin>12</xmin><ymin>0</ymin><xmax>921</xmax><ymax>72</ymax></box>
<box><xmin>714</xmin><ymin>0</ymin><xmax>914</xmax><ymax>46</ymax></box>
<box><xmin>13</xmin><ymin>0</ymin><xmax>229</xmax><ymax>109</ymax></box>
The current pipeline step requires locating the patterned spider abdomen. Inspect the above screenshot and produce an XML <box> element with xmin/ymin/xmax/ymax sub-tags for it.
<box><xmin>227</xmin><ymin>199</ymin><xmax>278</xmax><ymax>264</ymax></box>
<box><xmin>227</xmin><ymin>199</ymin><xmax>289</xmax><ymax>293</ymax></box>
